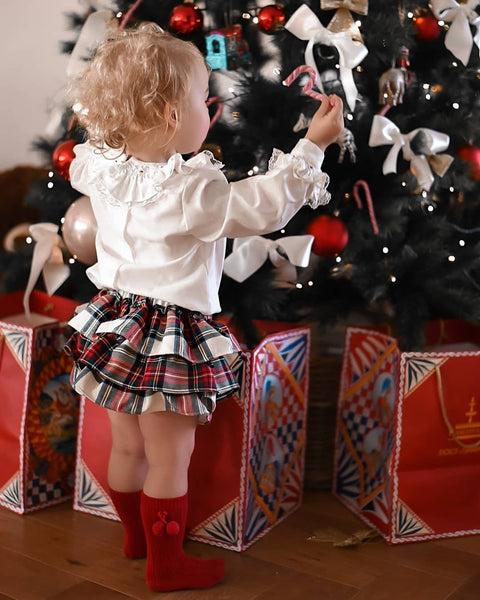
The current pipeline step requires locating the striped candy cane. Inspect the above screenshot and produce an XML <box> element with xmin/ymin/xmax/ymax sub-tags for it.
<box><xmin>282</xmin><ymin>65</ymin><xmax>326</xmax><ymax>102</ymax></box>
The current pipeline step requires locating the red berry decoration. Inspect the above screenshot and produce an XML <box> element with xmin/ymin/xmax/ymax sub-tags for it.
<box><xmin>52</xmin><ymin>139</ymin><xmax>77</xmax><ymax>180</ymax></box>
<box><xmin>257</xmin><ymin>4</ymin><xmax>286</xmax><ymax>33</ymax></box>
<box><xmin>152</xmin><ymin>521</ymin><xmax>166</xmax><ymax>536</ymax></box>
<box><xmin>457</xmin><ymin>144</ymin><xmax>480</xmax><ymax>181</ymax></box>
<box><xmin>169</xmin><ymin>1</ymin><xmax>203</xmax><ymax>36</ymax></box>
<box><xmin>166</xmin><ymin>521</ymin><xmax>180</xmax><ymax>536</ymax></box>
<box><xmin>413</xmin><ymin>11</ymin><xmax>441</xmax><ymax>41</ymax></box>
<box><xmin>306</xmin><ymin>214</ymin><xmax>349</xmax><ymax>256</ymax></box>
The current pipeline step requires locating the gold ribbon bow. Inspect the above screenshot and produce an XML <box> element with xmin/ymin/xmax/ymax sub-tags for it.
<box><xmin>321</xmin><ymin>0</ymin><xmax>368</xmax><ymax>15</ymax></box>
<box><xmin>321</xmin><ymin>0</ymin><xmax>368</xmax><ymax>41</ymax></box>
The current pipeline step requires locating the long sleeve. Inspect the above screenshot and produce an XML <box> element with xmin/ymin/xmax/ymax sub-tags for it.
<box><xmin>181</xmin><ymin>139</ymin><xmax>330</xmax><ymax>242</ymax></box>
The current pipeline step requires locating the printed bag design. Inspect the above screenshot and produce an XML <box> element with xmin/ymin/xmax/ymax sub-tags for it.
<box><xmin>0</xmin><ymin>291</ymin><xmax>79</xmax><ymax>514</ymax></box>
<box><xmin>333</xmin><ymin>324</ymin><xmax>480</xmax><ymax>544</ymax></box>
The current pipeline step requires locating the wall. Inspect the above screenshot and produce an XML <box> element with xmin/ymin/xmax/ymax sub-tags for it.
<box><xmin>0</xmin><ymin>0</ymin><xmax>81</xmax><ymax>171</ymax></box>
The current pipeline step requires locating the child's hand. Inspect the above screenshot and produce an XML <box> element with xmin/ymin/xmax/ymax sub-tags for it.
<box><xmin>305</xmin><ymin>95</ymin><xmax>344</xmax><ymax>152</ymax></box>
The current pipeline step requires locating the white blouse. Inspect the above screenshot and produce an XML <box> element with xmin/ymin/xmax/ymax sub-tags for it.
<box><xmin>69</xmin><ymin>138</ymin><xmax>330</xmax><ymax>315</ymax></box>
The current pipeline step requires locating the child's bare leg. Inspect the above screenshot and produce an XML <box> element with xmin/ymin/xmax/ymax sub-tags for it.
<box><xmin>107</xmin><ymin>410</ymin><xmax>147</xmax><ymax>558</ymax></box>
<box><xmin>138</xmin><ymin>410</ymin><xmax>224</xmax><ymax>592</ymax></box>
<box><xmin>107</xmin><ymin>411</ymin><xmax>147</xmax><ymax>491</ymax></box>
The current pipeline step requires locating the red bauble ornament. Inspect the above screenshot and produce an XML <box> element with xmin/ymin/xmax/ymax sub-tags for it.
<box><xmin>306</xmin><ymin>214</ymin><xmax>349</xmax><ymax>256</ymax></box>
<box><xmin>52</xmin><ymin>139</ymin><xmax>77</xmax><ymax>180</ymax></box>
<box><xmin>169</xmin><ymin>2</ymin><xmax>203</xmax><ymax>36</ymax></box>
<box><xmin>457</xmin><ymin>144</ymin><xmax>480</xmax><ymax>181</ymax></box>
<box><xmin>413</xmin><ymin>12</ymin><xmax>441</xmax><ymax>41</ymax></box>
<box><xmin>257</xmin><ymin>4</ymin><xmax>286</xmax><ymax>33</ymax></box>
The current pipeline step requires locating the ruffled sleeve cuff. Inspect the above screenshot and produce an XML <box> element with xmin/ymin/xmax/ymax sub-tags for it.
<box><xmin>268</xmin><ymin>138</ymin><xmax>331</xmax><ymax>209</ymax></box>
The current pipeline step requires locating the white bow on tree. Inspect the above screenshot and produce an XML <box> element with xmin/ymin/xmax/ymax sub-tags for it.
<box><xmin>223</xmin><ymin>235</ymin><xmax>314</xmax><ymax>283</ymax></box>
<box><xmin>23</xmin><ymin>224</ymin><xmax>70</xmax><ymax>319</ymax></box>
<box><xmin>285</xmin><ymin>4</ymin><xmax>368</xmax><ymax>111</ymax></box>
<box><xmin>368</xmin><ymin>115</ymin><xmax>453</xmax><ymax>191</ymax></box>
<box><xmin>431</xmin><ymin>0</ymin><xmax>480</xmax><ymax>66</ymax></box>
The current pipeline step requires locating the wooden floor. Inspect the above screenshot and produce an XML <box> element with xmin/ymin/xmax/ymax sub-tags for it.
<box><xmin>1</xmin><ymin>491</ymin><xmax>480</xmax><ymax>600</ymax></box>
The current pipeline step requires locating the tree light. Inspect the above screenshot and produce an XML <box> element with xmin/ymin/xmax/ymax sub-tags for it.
<box><xmin>448</xmin><ymin>255</ymin><xmax>456</xmax><ymax>262</ymax></box>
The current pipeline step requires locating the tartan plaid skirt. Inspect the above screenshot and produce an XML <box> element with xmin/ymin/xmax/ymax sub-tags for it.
<box><xmin>64</xmin><ymin>289</ymin><xmax>242</xmax><ymax>420</ymax></box>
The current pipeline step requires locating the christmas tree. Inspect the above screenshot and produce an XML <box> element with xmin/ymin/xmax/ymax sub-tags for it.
<box><xmin>6</xmin><ymin>0</ymin><xmax>480</xmax><ymax>349</ymax></box>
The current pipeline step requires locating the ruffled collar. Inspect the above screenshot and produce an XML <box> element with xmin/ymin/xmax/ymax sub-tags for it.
<box><xmin>86</xmin><ymin>143</ymin><xmax>223</xmax><ymax>207</ymax></box>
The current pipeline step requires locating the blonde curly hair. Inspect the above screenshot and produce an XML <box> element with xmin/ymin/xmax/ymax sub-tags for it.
<box><xmin>68</xmin><ymin>24</ymin><xmax>205</xmax><ymax>150</ymax></box>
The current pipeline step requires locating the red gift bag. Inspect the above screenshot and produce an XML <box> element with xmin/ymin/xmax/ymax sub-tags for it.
<box><xmin>333</xmin><ymin>321</ymin><xmax>480</xmax><ymax>543</ymax></box>
<box><xmin>0</xmin><ymin>290</ymin><xmax>80</xmax><ymax>514</ymax></box>
<box><xmin>74</xmin><ymin>321</ymin><xmax>310</xmax><ymax>550</ymax></box>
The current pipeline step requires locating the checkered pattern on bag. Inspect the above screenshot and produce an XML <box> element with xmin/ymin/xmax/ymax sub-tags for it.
<box><xmin>27</xmin><ymin>477</ymin><xmax>64</xmax><ymax>507</ymax></box>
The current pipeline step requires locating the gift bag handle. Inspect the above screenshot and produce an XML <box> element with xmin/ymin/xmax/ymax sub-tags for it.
<box><xmin>435</xmin><ymin>365</ymin><xmax>480</xmax><ymax>449</ymax></box>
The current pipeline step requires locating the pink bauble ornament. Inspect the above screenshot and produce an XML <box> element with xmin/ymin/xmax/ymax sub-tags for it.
<box><xmin>62</xmin><ymin>196</ymin><xmax>97</xmax><ymax>265</ymax></box>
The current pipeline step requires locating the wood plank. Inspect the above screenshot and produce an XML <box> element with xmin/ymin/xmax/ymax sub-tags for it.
<box><xmin>46</xmin><ymin>581</ymin><xmax>138</xmax><ymax>600</ymax></box>
<box><xmin>0</xmin><ymin>546</ymin><xmax>82</xmax><ymax>600</ymax></box>
<box><xmin>447</xmin><ymin>573</ymin><xmax>480</xmax><ymax>600</ymax></box>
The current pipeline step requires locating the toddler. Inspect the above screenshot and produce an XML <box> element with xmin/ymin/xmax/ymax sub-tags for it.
<box><xmin>65</xmin><ymin>23</ymin><xmax>343</xmax><ymax>593</ymax></box>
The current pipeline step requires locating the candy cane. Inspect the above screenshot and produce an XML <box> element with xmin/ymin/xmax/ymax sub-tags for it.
<box><xmin>120</xmin><ymin>0</ymin><xmax>144</xmax><ymax>29</ymax></box>
<box><xmin>352</xmin><ymin>180</ymin><xmax>379</xmax><ymax>235</ymax></box>
<box><xmin>206</xmin><ymin>96</ymin><xmax>223</xmax><ymax>129</ymax></box>
<box><xmin>282</xmin><ymin>65</ymin><xmax>326</xmax><ymax>102</ymax></box>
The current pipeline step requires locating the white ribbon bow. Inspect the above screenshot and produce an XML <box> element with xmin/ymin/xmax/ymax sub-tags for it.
<box><xmin>285</xmin><ymin>4</ymin><xmax>368</xmax><ymax>111</ymax></box>
<box><xmin>23</xmin><ymin>223</ymin><xmax>70</xmax><ymax>319</ymax></box>
<box><xmin>431</xmin><ymin>0</ymin><xmax>480</xmax><ymax>66</ymax></box>
<box><xmin>368</xmin><ymin>115</ymin><xmax>453</xmax><ymax>191</ymax></box>
<box><xmin>223</xmin><ymin>235</ymin><xmax>314</xmax><ymax>283</ymax></box>
<box><xmin>67</xmin><ymin>10</ymin><xmax>116</xmax><ymax>77</ymax></box>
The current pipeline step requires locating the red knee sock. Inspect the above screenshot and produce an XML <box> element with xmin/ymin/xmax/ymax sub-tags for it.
<box><xmin>140</xmin><ymin>492</ymin><xmax>224</xmax><ymax>592</ymax></box>
<box><xmin>109</xmin><ymin>488</ymin><xmax>146</xmax><ymax>559</ymax></box>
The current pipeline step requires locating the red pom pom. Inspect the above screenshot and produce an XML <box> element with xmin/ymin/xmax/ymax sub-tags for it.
<box><xmin>306</xmin><ymin>215</ymin><xmax>349</xmax><ymax>256</ymax></box>
<box><xmin>152</xmin><ymin>521</ymin><xmax>165</xmax><ymax>536</ymax></box>
<box><xmin>257</xmin><ymin>4</ymin><xmax>286</xmax><ymax>33</ymax></box>
<box><xmin>457</xmin><ymin>144</ymin><xmax>480</xmax><ymax>181</ymax></box>
<box><xmin>52</xmin><ymin>140</ymin><xmax>77</xmax><ymax>180</ymax></box>
<box><xmin>166</xmin><ymin>521</ymin><xmax>180</xmax><ymax>536</ymax></box>
<box><xmin>413</xmin><ymin>12</ymin><xmax>441</xmax><ymax>41</ymax></box>
<box><xmin>169</xmin><ymin>2</ymin><xmax>203</xmax><ymax>35</ymax></box>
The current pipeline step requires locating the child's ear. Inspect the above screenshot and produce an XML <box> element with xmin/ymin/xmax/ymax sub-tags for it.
<box><xmin>164</xmin><ymin>103</ymin><xmax>178</xmax><ymax>128</ymax></box>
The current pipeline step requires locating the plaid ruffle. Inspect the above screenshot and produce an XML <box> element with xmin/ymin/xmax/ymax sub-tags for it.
<box><xmin>65</xmin><ymin>289</ymin><xmax>242</xmax><ymax>417</ymax></box>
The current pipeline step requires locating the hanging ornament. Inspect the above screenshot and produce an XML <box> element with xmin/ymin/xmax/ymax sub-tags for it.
<box><xmin>457</xmin><ymin>144</ymin><xmax>480</xmax><ymax>181</ymax></box>
<box><xmin>52</xmin><ymin>140</ymin><xmax>77</xmax><ymax>181</ymax></box>
<box><xmin>413</xmin><ymin>9</ymin><xmax>441</xmax><ymax>41</ymax></box>
<box><xmin>169</xmin><ymin>1</ymin><xmax>203</xmax><ymax>36</ymax></box>
<box><xmin>306</xmin><ymin>215</ymin><xmax>349</xmax><ymax>256</ymax></box>
<box><xmin>378</xmin><ymin>46</ymin><xmax>410</xmax><ymax>108</ymax></box>
<box><xmin>257</xmin><ymin>4</ymin><xmax>286</xmax><ymax>33</ymax></box>
<box><xmin>335</xmin><ymin>128</ymin><xmax>356</xmax><ymax>163</ymax></box>
<box><xmin>321</xmin><ymin>1</ymin><xmax>369</xmax><ymax>43</ymax></box>
<box><xmin>62</xmin><ymin>196</ymin><xmax>98</xmax><ymax>265</ymax></box>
